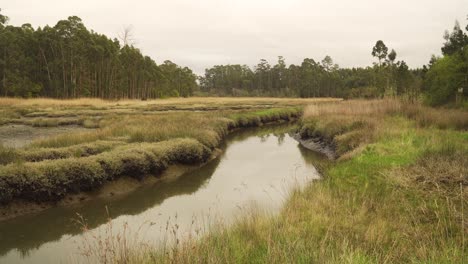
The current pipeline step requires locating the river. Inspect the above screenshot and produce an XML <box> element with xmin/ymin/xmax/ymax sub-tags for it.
<box><xmin>0</xmin><ymin>124</ymin><xmax>325</xmax><ymax>263</ymax></box>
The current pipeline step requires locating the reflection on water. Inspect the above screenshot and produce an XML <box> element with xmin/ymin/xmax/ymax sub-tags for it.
<box><xmin>0</xmin><ymin>124</ymin><xmax>326</xmax><ymax>264</ymax></box>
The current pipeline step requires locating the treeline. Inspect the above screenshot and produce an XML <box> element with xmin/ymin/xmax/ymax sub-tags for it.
<box><xmin>200</xmin><ymin>18</ymin><xmax>467</xmax><ymax>106</ymax></box>
<box><xmin>1</xmin><ymin>9</ymin><xmax>466</xmax><ymax>106</ymax></box>
<box><xmin>199</xmin><ymin>54</ymin><xmax>421</xmax><ymax>100</ymax></box>
<box><xmin>0</xmin><ymin>11</ymin><xmax>197</xmax><ymax>98</ymax></box>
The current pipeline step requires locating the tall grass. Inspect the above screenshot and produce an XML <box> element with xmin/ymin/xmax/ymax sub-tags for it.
<box><xmin>300</xmin><ymin>99</ymin><xmax>467</xmax><ymax>157</ymax></box>
<box><xmin>303</xmin><ymin>99</ymin><xmax>401</xmax><ymax>117</ymax></box>
<box><xmin>75</xmin><ymin>211</ymin><xmax>155</xmax><ymax>264</ymax></box>
<box><xmin>0</xmin><ymin>97</ymin><xmax>340</xmax><ymax>108</ymax></box>
<box><xmin>129</xmin><ymin>100</ymin><xmax>467</xmax><ymax>263</ymax></box>
<box><xmin>0</xmin><ymin>145</ymin><xmax>19</xmax><ymax>165</ymax></box>
<box><xmin>400</xmin><ymin>103</ymin><xmax>468</xmax><ymax>130</ymax></box>
<box><xmin>0</xmin><ymin>107</ymin><xmax>301</xmax><ymax>205</ymax></box>
<box><xmin>304</xmin><ymin>99</ymin><xmax>468</xmax><ymax>130</ymax></box>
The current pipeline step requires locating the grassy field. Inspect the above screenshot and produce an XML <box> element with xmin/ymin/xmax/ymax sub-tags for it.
<box><xmin>128</xmin><ymin>100</ymin><xmax>467</xmax><ymax>264</ymax></box>
<box><xmin>0</xmin><ymin>97</ymin><xmax>338</xmax><ymax>206</ymax></box>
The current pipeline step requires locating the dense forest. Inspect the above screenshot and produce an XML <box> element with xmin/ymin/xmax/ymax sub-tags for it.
<box><xmin>199</xmin><ymin>53</ymin><xmax>422</xmax><ymax>100</ymax></box>
<box><xmin>200</xmin><ymin>18</ymin><xmax>468</xmax><ymax>106</ymax></box>
<box><xmin>0</xmin><ymin>10</ymin><xmax>197</xmax><ymax>99</ymax></box>
<box><xmin>0</xmin><ymin>10</ymin><xmax>467</xmax><ymax>105</ymax></box>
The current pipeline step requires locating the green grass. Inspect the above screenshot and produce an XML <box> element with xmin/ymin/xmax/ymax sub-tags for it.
<box><xmin>0</xmin><ymin>107</ymin><xmax>302</xmax><ymax>204</ymax></box>
<box><xmin>1</xmin><ymin>98</ymin><xmax>466</xmax><ymax>263</ymax></box>
<box><xmin>132</xmin><ymin>108</ymin><xmax>467</xmax><ymax>263</ymax></box>
<box><xmin>229</xmin><ymin>108</ymin><xmax>300</xmax><ymax>127</ymax></box>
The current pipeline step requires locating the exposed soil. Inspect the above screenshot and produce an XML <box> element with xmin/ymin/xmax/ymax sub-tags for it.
<box><xmin>290</xmin><ymin>132</ymin><xmax>336</xmax><ymax>160</ymax></box>
<box><xmin>0</xmin><ymin>124</ymin><xmax>93</xmax><ymax>148</ymax></box>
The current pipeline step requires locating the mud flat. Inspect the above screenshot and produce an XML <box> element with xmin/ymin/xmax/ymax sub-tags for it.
<box><xmin>0</xmin><ymin>124</ymin><xmax>93</xmax><ymax>148</ymax></box>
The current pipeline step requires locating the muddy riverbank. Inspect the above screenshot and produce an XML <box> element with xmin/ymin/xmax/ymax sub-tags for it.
<box><xmin>290</xmin><ymin>132</ymin><xmax>336</xmax><ymax>160</ymax></box>
<box><xmin>0</xmin><ymin>149</ymin><xmax>222</xmax><ymax>221</ymax></box>
<box><xmin>0</xmin><ymin>123</ymin><xmax>325</xmax><ymax>264</ymax></box>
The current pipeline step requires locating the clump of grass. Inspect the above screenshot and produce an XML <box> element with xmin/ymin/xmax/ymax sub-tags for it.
<box><xmin>30</xmin><ymin>129</ymin><xmax>115</xmax><ymax>148</ymax></box>
<box><xmin>299</xmin><ymin>99</ymin><xmax>467</xmax><ymax>158</ymax></box>
<box><xmin>229</xmin><ymin>108</ymin><xmax>301</xmax><ymax>127</ymax></box>
<box><xmin>303</xmin><ymin>99</ymin><xmax>401</xmax><ymax>117</ymax></box>
<box><xmin>28</xmin><ymin>117</ymin><xmax>83</xmax><ymax>127</ymax></box>
<box><xmin>30</xmin><ymin>118</ymin><xmax>59</xmax><ymax>127</ymax></box>
<box><xmin>0</xmin><ymin>138</ymin><xmax>211</xmax><ymax>203</ymax></box>
<box><xmin>125</xmin><ymin>114</ymin><xmax>231</xmax><ymax>149</ymax></box>
<box><xmin>29</xmin><ymin>108</ymin><xmax>301</xmax><ymax>150</ymax></box>
<box><xmin>297</xmin><ymin>115</ymin><xmax>375</xmax><ymax>157</ymax></box>
<box><xmin>17</xmin><ymin>140</ymin><xmax>123</xmax><ymax>162</ymax></box>
<box><xmin>0</xmin><ymin>108</ymin><xmax>22</xmax><ymax>120</ymax></box>
<box><xmin>0</xmin><ymin>145</ymin><xmax>20</xmax><ymax>165</ymax></box>
<box><xmin>389</xmin><ymin>131</ymin><xmax>468</xmax><ymax>198</ymax></box>
<box><xmin>400</xmin><ymin>104</ymin><xmax>468</xmax><ymax>130</ymax></box>
<box><xmin>82</xmin><ymin>118</ymin><xmax>102</xmax><ymax>128</ymax></box>
<box><xmin>77</xmin><ymin>213</ymin><xmax>150</xmax><ymax>264</ymax></box>
<box><xmin>304</xmin><ymin>99</ymin><xmax>468</xmax><ymax>131</ymax></box>
<box><xmin>296</xmin><ymin>100</ymin><xmax>398</xmax><ymax>157</ymax></box>
<box><xmin>394</xmin><ymin>149</ymin><xmax>467</xmax><ymax>197</ymax></box>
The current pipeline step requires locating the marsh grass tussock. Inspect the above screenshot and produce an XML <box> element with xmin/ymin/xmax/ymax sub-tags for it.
<box><xmin>1</xmin><ymin>98</ymin><xmax>465</xmax><ymax>263</ymax></box>
<box><xmin>0</xmin><ymin>138</ymin><xmax>212</xmax><ymax>203</ymax></box>
<box><xmin>127</xmin><ymin>99</ymin><xmax>467</xmax><ymax>263</ymax></box>
<box><xmin>0</xmin><ymin>145</ymin><xmax>19</xmax><ymax>165</ymax></box>
<box><xmin>0</xmin><ymin>100</ymin><xmax>305</xmax><ymax>205</ymax></box>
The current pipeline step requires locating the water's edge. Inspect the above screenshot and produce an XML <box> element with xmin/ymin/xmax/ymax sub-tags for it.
<box><xmin>290</xmin><ymin>132</ymin><xmax>336</xmax><ymax>160</ymax></box>
<box><xmin>0</xmin><ymin>149</ymin><xmax>222</xmax><ymax>221</ymax></box>
<box><xmin>0</xmin><ymin>119</ymin><xmax>296</xmax><ymax>221</ymax></box>
<box><xmin>0</xmin><ymin>122</ymin><xmax>326</xmax><ymax>264</ymax></box>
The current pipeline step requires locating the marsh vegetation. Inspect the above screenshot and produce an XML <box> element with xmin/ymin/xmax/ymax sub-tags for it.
<box><xmin>130</xmin><ymin>100</ymin><xmax>467</xmax><ymax>264</ymax></box>
<box><xmin>0</xmin><ymin>120</ymin><xmax>323</xmax><ymax>264</ymax></box>
<box><xmin>0</xmin><ymin>7</ymin><xmax>467</xmax><ymax>264</ymax></box>
<box><xmin>0</xmin><ymin>97</ymin><xmax>337</xmax><ymax>211</ymax></box>
<box><xmin>0</xmin><ymin>99</ymin><xmax>466</xmax><ymax>264</ymax></box>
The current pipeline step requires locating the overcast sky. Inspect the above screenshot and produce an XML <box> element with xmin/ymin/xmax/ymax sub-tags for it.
<box><xmin>3</xmin><ymin>0</ymin><xmax>468</xmax><ymax>74</ymax></box>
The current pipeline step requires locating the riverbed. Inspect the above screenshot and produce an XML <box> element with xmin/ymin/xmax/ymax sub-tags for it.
<box><xmin>0</xmin><ymin>124</ymin><xmax>325</xmax><ymax>263</ymax></box>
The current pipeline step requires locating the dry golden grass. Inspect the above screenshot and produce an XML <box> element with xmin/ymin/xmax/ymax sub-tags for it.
<box><xmin>131</xmin><ymin>102</ymin><xmax>467</xmax><ymax>264</ymax></box>
<box><xmin>0</xmin><ymin>107</ymin><xmax>302</xmax><ymax>204</ymax></box>
<box><xmin>400</xmin><ymin>103</ymin><xmax>468</xmax><ymax>130</ymax></box>
<box><xmin>391</xmin><ymin>150</ymin><xmax>467</xmax><ymax>198</ymax></box>
<box><xmin>304</xmin><ymin>99</ymin><xmax>468</xmax><ymax>130</ymax></box>
<box><xmin>303</xmin><ymin>99</ymin><xmax>401</xmax><ymax>117</ymax></box>
<box><xmin>0</xmin><ymin>97</ymin><xmax>113</xmax><ymax>107</ymax></box>
<box><xmin>0</xmin><ymin>97</ymin><xmax>341</xmax><ymax>108</ymax></box>
<box><xmin>299</xmin><ymin>100</ymin><xmax>398</xmax><ymax>157</ymax></box>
